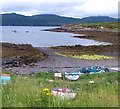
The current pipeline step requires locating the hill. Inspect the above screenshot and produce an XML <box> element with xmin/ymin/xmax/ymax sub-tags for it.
<box><xmin>81</xmin><ymin>16</ymin><xmax>117</xmax><ymax>22</ymax></box>
<box><xmin>1</xmin><ymin>13</ymin><xmax>118</xmax><ymax>26</ymax></box>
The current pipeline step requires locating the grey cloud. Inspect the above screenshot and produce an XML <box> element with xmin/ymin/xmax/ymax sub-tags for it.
<box><xmin>1</xmin><ymin>0</ymin><xmax>118</xmax><ymax>18</ymax></box>
<box><xmin>2</xmin><ymin>1</ymin><xmax>35</xmax><ymax>12</ymax></box>
<box><xmin>35</xmin><ymin>2</ymin><xmax>79</xmax><ymax>15</ymax></box>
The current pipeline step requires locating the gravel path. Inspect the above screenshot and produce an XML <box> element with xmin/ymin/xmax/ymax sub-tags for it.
<box><xmin>2</xmin><ymin>47</ymin><xmax>119</xmax><ymax>74</ymax></box>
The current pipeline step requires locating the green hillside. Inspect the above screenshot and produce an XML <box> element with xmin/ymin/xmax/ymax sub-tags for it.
<box><xmin>1</xmin><ymin>13</ymin><xmax>118</xmax><ymax>26</ymax></box>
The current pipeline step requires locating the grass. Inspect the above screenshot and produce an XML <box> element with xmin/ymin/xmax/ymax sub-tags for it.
<box><xmin>55</xmin><ymin>52</ymin><xmax>114</xmax><ymax>60</ymax></box>
<box><xmin>62</xmin><ymin>22</ymin><xmax>119</xmax><ymax>44</ymax></box>
<box><xmin>1</xmin><ymin>71</ymin><xmax>119</xmax><ymax>107</ymax></box>
<box><xmin>67</xmin><ymin>22</ymin><xmax>118</xmax><ymax>31</ymax></box>
<box><xmin>82</xmin><ymin>22</ymin><xmax>118</xmax><ymax>30</ymax></box>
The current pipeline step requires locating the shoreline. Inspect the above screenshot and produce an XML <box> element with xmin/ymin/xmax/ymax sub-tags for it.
<box><xmin>2</xmin><ymin>45</ymin><xmax>119</xmax><ymax>74</ymax></box>
<box><xmin>1</xmin><ymin>25</ymin><xmax>119</xmax><ymax>74</ymax></box>
<box><xmin>43</xmin><ymin>27</ymin><xmax>119</xmax><ymax>44</ymax></box>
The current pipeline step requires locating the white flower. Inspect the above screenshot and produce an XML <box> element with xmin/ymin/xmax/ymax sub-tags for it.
<box><xmin>48</xmin><ymin>80</ymin><xmax>54</xmax><ymax>82</ymax></box>
<box><xmin>89</xmin><ymin>81</ymin><xmax>95</xmax><ymax>84</ymax></box>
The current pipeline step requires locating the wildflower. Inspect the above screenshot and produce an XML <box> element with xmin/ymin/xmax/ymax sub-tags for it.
<box><xmin>43</xmin><ymin>88</ymin><xmax>49</xmax><ymax>92</ymax></box>
<box><xmin>35</xmin><ymin>98</ymin><xmax>41</xmax><ymax>101</ymax></box>
<box><xmin>115</xmin><ymin>81</ymin><xmax>118</xmax><ymax>84</ymax></box>
<box><xmin>46</xmin><ymin>92</ymin><xmax>53</xmax><ymax>96</ymax></box>
<box><xmin>48</xmin><ymin>80</ymin><xmax>54</xmax><ymax>82</ymax></box>
<box><xmin>89</xmin><ymin>81</ymin><xmax>95</xmax><ymax>84</ymax></box>
<box><xmin>39</xmin><ymin>82</ymin><xmax>43</xmax><ymax>87</ymax></box>
<box><xmin>46</xmin><ymin>92</ymin><xmax>51</xmax><ymax>96</ymax></box>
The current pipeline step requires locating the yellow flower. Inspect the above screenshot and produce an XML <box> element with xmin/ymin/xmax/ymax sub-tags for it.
<box><xmin>43</xmin><ymin>88</ymin><xmax>49</xmax><ymax>92</ymax></box>
<box><xmin>35</xmin><ymin>98</ymin><xmax>41</xmax><ymax>101</ymax></box>
<box><xmin>46</xmin><ymin>92</ymin><xmax>53</xmax><ymax>96</ymax></box>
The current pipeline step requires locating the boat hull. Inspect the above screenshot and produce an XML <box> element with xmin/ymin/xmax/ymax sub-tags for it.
<box><xmin>51</xmin><ymin>88</ymin><xmax>76</xmax><ymax>100</ymax></box>
<box><xmin>65</xmin><ymin>72</ymin><xmax>81</xmax><ymax>80</ymax></box>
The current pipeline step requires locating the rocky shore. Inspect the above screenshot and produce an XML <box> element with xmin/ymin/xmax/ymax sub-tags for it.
<box><xmin>2</xmin><ymin>47</ymin><xmax>119</xmax><ymax>74</ymax></box>
<box><xmin>1</xmin><ymin>23</ymin><xmax>119</xmax><ymax>74</ymax></box>
<box><xmin>44</xmin><ymin>23</ymin><xmax>119</xmax><ymax>44</ymax></box>
<box><xmin>1</xmin><ymin>43</ymin><xmax>47</xmax><ymax>69</ymax></box>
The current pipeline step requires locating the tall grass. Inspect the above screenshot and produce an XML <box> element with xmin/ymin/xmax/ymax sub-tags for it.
<box><xmin>1</xmin><ymin>72</ymin><xmax>118</xmax><ymax>107</ymax></box>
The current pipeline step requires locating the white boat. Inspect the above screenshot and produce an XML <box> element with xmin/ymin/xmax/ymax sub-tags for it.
<box><xmin>51</xmin><ymin>88</ymin><xmax>76</xmax><ymax>100</ymax></box>
<box><xmin>12</xmin><ymin>29</ymin><xmax>17</xmax><ymax>33</ymax></box>
<box><xmin>65</xmin><ymin>71</ymin><xmax>82</xmax><ymax>81</ymax></box>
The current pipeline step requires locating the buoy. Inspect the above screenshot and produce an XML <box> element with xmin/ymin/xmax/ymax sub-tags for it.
<box><xmin>0</xmin><ymin>74</ymin><xmax>11</xmax><ymax>84</ymax></box>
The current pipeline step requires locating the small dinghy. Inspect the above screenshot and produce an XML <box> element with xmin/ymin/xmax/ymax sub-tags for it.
<box><xmin>51</xmin><ymin>88</ymin><xmax>76</xmax><ymax>100</ymax></box>
<box><xmin>79</xmin><ymin>67</ymin><xmax>90</xmax><ymax>73</ymax></box>
<box><xmin>65</xmin><ymin>71</ymin><xmax>81</xmax><ymax>81</ymax></box>
<box><xmin>79</xmin><ymin>66</ymin><xmax>109</xmax><ymax>74</ymax></box>
<box><xmin>12</xmin><ymin>29</ymin><xmax>17</xmax><ymax>33</ymax></box>
<box><xmin>88</xmin><ymin>66</ymin><xmax>107</xmax><ymax>74</ymax></box>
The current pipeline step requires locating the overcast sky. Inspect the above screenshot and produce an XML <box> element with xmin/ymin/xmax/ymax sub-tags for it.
<box><xmin>0</xmin><ymin>0</ymin><xmax>119</xmax><ymax>18</ymax></box>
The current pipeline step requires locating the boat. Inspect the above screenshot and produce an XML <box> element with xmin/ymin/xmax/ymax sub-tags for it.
<box><xmin>88</xmin><ymin>66</ymin><xmax>106</xmax><ymax>74</ymax></box>
<box><xmin>12</xmin><ymin>29</ymin><xmax>17</xmax><ymax>33</ymax></box>
<box><xmin>79</xmin><ymin>67</ymin><xmax>90</xmax><ymax>73</ymax></box>
<box><xmin>65</xmin><ymin>71</ymin><xmax>82</xmax><ymax>81</ymax></box>
<box><xmin>51</xmin><ymin>88</ymin><xmax>76</xmax><ymax>100</ymax></box>
<box><xmin>26</xmin><ymin>30</ymin><xmax>29</xmax><ymax>33</ymax></box>
<box><xmin>79</xmin><ymin>66</ymin><xmax>109</xmax><ymax>74</ymax></box>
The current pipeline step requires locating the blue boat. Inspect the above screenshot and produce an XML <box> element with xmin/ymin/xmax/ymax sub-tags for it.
<box><xmin>88</xmin><ymin>66</ymin><xmax>109</xmax><ymax>74</ymax></box>
<box><xmin>79</xmin><ymin>67</ymin><xmax>90</xmax><ymax>73</ymax></box>
<box><xmin>79</xmin><ymin>66</ymin><xmax>109</xmax><ymax>74</ymax></box>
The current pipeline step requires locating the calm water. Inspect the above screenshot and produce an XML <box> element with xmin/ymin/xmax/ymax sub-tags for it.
<box><xmin>1</xmin><ymin>26</ymin><xmax>110</xmax><ymax>47</ymax></box>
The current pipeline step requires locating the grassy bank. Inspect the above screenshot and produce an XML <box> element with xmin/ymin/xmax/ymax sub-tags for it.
<box><xmin>1</xmin><ymin>72</ymin><xmax>118</xmax><ymax>107</ymax></box>
<box><xmin>65</xmin><ymin>22</ymin><xmax>118</xmax><ymax>31</ymax></box>
<box><xmin>62</xmin><ymin>22</ymin><xmax>119</xmax><ymax>44</ymax></box>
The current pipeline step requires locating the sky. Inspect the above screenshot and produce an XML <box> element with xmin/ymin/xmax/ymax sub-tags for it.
<box><xmin>0</xmin><ymin>0</ymin><xmax>119</xmax><ymax>18</ymax></box>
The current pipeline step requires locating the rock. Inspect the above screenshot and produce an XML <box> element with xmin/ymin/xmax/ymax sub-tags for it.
<box><xmin>29</xmin><ymin>63</ymin><xmax>38</xmax><ymax>67</ymax></box>
<box><xmin>23</xmin><ymin>64</ymin><xmax>27</xmax><ymax>68</ymax></box>
<box><xmin>13</xmin><ymin>61</ymin><xmax>20</xmax><ymax>67</ymax></box>
<box><xmin>2</xmin><ymin>58</ymin><xmax>21</xmax><ymax>68</ymax></box>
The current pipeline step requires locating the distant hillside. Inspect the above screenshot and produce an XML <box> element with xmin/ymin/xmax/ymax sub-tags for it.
<box><xmin>81</xmin><ymin>16</ymin><xmax>117</xmax><ymax>22</ymax></box>
<box><xmin>1</xmin><ymin>13</ymin><xmax>118</xmax><ymax>26</ymax></box>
